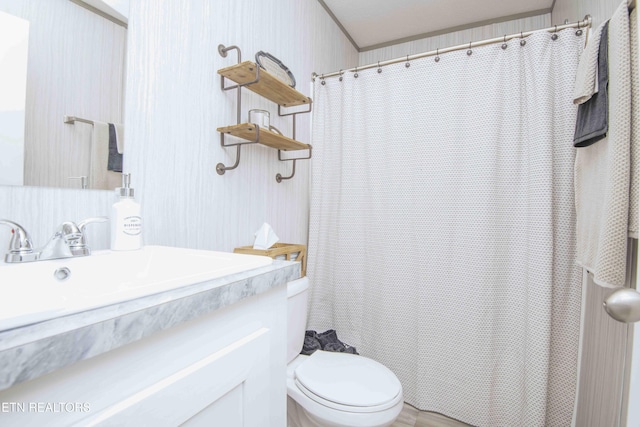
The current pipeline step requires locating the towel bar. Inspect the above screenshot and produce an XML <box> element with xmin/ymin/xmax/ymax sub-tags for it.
<box><xmin>64</xmin><ymin>115</ymin><xmax>95</xmax><ymax>126</ymax></box>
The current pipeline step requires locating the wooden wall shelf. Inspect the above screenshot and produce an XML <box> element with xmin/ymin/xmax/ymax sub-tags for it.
<box><xmin>217</xmin><ymin>123</ymin><xmax>310</xmax><ymax>151</ymax></box>
<box><xmin>217</xmin><ymin>61</ymin><xmax>312</xmax><ymax>108</ymax></box>
<box><xmin>216</xmin><ymin>44</ymin><xmax>312</xmax><ymax>182</ymax></box>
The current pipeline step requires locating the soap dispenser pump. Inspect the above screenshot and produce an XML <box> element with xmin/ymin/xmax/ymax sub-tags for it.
<box><xmin>110</xmin><ymin>173</ymin><xmax>142</xmax><ymax>251</ymax></box>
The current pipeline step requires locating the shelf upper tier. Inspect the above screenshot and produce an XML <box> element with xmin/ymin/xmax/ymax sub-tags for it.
<box><xmin>217</xmin><ymin>61</ymin><xmax>312</xmax><ymax>108</ymax></box>
<box><xmin>217</xmin><ymin>123</ymin><xmax>311</xmax><ymax>151</ymax></box>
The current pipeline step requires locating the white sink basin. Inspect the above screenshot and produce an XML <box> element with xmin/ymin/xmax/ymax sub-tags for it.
<box><xmin>0</xmin><ymin>245</ymin><xmax>272</xmax><ymax>331</ymax></box>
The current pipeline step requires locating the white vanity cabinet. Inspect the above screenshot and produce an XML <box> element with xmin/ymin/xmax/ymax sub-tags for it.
<box><xmin>0</xmin><ymin>283</ymin><xmax>288</xmax><ymax>426</ymax></box>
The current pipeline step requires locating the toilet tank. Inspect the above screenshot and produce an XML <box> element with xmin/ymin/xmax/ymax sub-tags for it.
<box><xmin>287</xmin><ymin>277</ymin><xmax>309</xmax><ymax>364</ymax></box>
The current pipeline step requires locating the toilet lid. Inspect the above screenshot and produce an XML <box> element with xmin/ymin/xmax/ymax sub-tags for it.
<box><xmin>294</xmin><ymin>350</ymin><xmax>402</xmax><ymax>408</ymax></box>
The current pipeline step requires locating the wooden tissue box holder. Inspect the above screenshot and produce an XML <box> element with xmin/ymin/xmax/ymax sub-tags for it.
<box><xmin>233</xmin><ymin>243</ymin><xmax>307</xmax><ymax>277</ymax></box>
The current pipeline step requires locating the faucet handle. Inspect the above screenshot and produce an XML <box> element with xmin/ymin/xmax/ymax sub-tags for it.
<box><xmin>70</xmin><ymin>217</ymin><xmax>108</xmax><ymax>256</ymax></box>
<box><xmin>0</xmin><ymin>219</ymin><xmax>34</xmax><ymax>254</ymax></box>
<box><xmin>55</xmin><ymin>221</ymin><xmax>82</xmax><ymax>240</ymax></box>
<box><xmin>78</xmin><ymin>217</ymin><xmax>109</xmax><ymax>232</ymax></box>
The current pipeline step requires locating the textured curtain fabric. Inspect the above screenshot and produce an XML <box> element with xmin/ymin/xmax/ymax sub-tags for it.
<box><xmin>308</xmin><ymin>29</ymin><xmax>584</xmax><ymax>427</ymax></box>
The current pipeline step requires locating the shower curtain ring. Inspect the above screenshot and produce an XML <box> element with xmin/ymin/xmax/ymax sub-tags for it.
<box><xmin>354</xmin><ymin>67</ymin><xmax>359</xmax><ymax>78</ymax></box>
<box><xmin>501</xmin><ymin>35</ymin><xmax>508</xmax><ymax>50</ymax></box>
<box><xmin>378</xmin><ymin>61</ymin><xmax>382</xmax><ymax>73</ymax></box>
<box><xmin>520</xmin><ymin>31</ymin><xmax>526</xmax><ymax>46</ymax></box>
<box><xmin>575</xmin><ymin>20</ymin><xmax>583</xmax><ymax>36</ymax></box>
<box><xmin>466</xmin><ymin>41</ymin><xmax>472</xmax><ymax>56</ymax></box>
<box><xmin>320</xmin><ymin>74</ymin><xmax>326</xmax><ymax>85</ymax></box>
<box><xmin>339</xmin><ymin>69</ymin><xmax>343</xmax><ymax>81</ymax></box>
<box><xmin>435</xmin><ymin>48</ymin><xmax>440</xmax><ymax>62</ymax></box>
<box><xmin>552</xmin><ymin>25</ymin><xmax>558</xmax><ymax>40</ymax></box>
<box><xmin>405</xmin><ymin>55</ymin><xmax>410</xmax><ymax>67</ymax></box>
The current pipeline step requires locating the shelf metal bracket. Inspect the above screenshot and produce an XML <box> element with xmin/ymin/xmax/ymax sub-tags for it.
<box><xmin>216</xmin><ymin>126</ymin><xmax>261</xmax><ymax>175</ymax></box>
<box><xmin>217</xmin><ymin>43</ymin><xmax>261</xmax><ymax>174</ymax></box>
<box><xmin>274</xmin><ymin>108</ymin><xmax>313</xmax><ymax>183</ymax></box>
<box><xmin>218</xmin><ymin>44</ymin><xmax>260</xmax><ymax>126</ymax></box>
<box><xmin>278</xmin><ymin>103</ymin><xmax>312</xmax><ymax>117</ymax></box>
<box><xmin>218</xmin><ymin>44</ymin><xmax>261</xmax><ymax>93</ymax></box>
<box><xmin>219</xmin><ymin>61</ymin><xmax>261</xmax><ymax>93</ymax></box>
<box><xmin>276</xmin><ymin>145</ymin><xmax>312</xmax><ymax>183</ymax></box>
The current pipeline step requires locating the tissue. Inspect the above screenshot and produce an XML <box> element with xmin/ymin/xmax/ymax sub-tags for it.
<box><xmin>253</xmin><ymin>222</ymin><xmax>279</xmax><ymax>250</ymax></box>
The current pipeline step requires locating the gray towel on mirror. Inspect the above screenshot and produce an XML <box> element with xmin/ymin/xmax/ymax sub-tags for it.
<box><xmin>108</xmin><ymin>123</ymin><xmax>123</xmax><ymax>172</ymax></box>
<box><xmin>574</xmin><ymin>21</ymin><xmax>609</xmax><ymax>147</ymax></box>
<box><xmin>301</xmin><ymin>330</ymin><xmax>358</xmax><ymax>355</ymax></box>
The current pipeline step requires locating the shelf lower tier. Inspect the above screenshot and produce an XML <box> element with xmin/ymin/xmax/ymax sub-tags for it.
<box><xmin>217</xmin><ymin>123</ymin><xmax>310</xmax><ymax>151</ymax></box>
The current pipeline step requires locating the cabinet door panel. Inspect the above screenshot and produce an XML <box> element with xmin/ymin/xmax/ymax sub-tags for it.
<box><xmin>77</xmin><ymin>327</ymin><xmax>270</xmax><ymax>427</ymax></box>
<box><xmin>181</xmin><ymin>384</ymin><xmax>244</xmax><ymax>427</ymax></box>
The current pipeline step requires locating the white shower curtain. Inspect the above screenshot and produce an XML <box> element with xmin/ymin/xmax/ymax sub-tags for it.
<box><xmin>308</xmin><ymin>29</ymin><xmax>584</xmax><ymax>427</ymax></box>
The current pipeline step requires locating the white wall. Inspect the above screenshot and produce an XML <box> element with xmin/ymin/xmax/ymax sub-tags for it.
<box><xmin>121</xmin><ymin>0</ymin><xmax>357</xmax><ymax>251</ymax></box>
<box><xmin>552</xmin><ymin>0</ymin><xmax>623</xmax><ymax>28</ymax></box>
<box><xmin>357</xmin><ymin>14</ymin><xmax>551</xmax><ymax>66</ymax></box>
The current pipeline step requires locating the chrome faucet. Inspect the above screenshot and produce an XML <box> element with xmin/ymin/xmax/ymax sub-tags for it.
<box><xmin>0</xmin><ymin>220</ymin><xmax>36</xmax><ymax>263</ymax></box>
<box><xmin>0</xmin><ymin>218</ymin><xmax>107</xmax><ymax>263</ymax></box>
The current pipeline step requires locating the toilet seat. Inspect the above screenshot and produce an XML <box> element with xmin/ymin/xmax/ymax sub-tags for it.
<box><xmin>294</xmin><ymin>351</ymin><xmax>403</xmax><ymax>413</ymax></box>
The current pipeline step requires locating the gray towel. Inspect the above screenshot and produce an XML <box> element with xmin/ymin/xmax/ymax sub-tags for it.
<box><xmin>108</xmin><ymin>123</ymin><xmax>123</xmax><ymax>172</ymax></box>
<box><xmin>574</xmin><ymin>21</ymin><xmax>609</xmax><ymax>147</ymax></box>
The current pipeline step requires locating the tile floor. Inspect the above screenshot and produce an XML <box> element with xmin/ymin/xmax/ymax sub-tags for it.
<box><xmin>391</xmin><ymin>403</ymin><xmax>473</xmax><ymax>427</ymax></box>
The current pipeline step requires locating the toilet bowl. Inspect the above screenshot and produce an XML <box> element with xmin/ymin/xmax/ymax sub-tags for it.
<box><xmin>286</xmin><ymin>277</ymin><xmax>403</xmax><ymax>427</ymax></box>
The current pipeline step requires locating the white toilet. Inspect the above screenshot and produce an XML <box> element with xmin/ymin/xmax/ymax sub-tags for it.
<box><xmin>286</xmin><ymin>277</ymin><xmax>404</xmax><ymax>427</ymax></box>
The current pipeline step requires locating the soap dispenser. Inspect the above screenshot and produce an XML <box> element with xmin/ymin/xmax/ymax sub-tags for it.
<box><xmin>110</xmin><ymin>173</ymin><xmax>142</xmax><ymax>251</ymax></box>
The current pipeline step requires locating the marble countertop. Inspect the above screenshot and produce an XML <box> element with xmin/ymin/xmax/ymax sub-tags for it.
<box><xmin>0</xmin><ymin>259</ymin><xmax>300</xmax><ymax>392</ymax></box>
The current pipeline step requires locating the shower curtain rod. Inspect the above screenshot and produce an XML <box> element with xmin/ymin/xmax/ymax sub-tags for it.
<box><xmin>312</xmin><ymin>15</ymin><xmax>593</xmax><ymax>81</ymax></box>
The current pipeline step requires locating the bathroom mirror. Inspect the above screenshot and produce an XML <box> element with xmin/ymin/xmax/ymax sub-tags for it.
<box><xmin>0</xmin><ymin>0</ymin><xmax>128</xmax><ymax>190</ymax></box>
<box><xmin>0</xmin><ymin>11</ymin><xmax>29</xmax><ymax>186</ymax></box>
